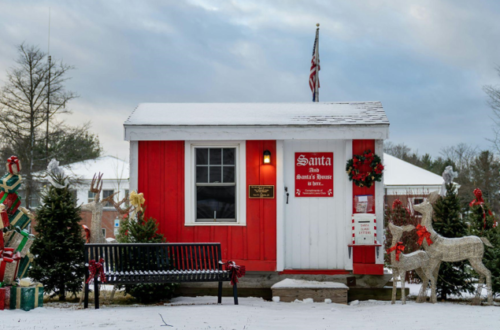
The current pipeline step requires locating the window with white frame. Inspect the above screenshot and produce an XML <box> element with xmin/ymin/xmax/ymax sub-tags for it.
<box><xmin>185</xmin><ymin>141</ymin><xmax>246</xmax><ymax>226</ymax></box>
<box><xmin>195</xmin><ymin>148</ymin><xmax>236</xmax><ymax>222</ymax></box>
<box><xmin>88</xmin><ymin>191</ymin><xmax>97</xmax><ymax>203</ymax></box>
<box><xmin>103</xmin><ymin>189</ymin><xmax>115</xmax><ymax>207</ymax></box>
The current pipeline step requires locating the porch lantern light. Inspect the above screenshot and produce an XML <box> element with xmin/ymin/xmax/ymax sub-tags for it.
<box><xmin>263</xmin><ymin>150</ymin><xmax>271</xmax><ymax>164</ymax></box>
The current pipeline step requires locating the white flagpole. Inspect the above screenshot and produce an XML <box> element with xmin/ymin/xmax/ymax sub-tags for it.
<box><xmin>315</xmin><ymin>23</ymin><xmax>320</xmax><ymax>103</ymax></box>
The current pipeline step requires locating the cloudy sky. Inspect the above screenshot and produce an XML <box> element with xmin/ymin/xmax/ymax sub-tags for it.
<box><xmin>1</xmin><ymin>0</ymin><xmax>499</xmax><ymax>161</ymax></box>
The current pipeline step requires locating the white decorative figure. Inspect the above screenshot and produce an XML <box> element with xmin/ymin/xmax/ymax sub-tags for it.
<box><xmin>387</xmin><ymin>223</ymin><xmax>436</xmax><ymax>304</ymax></box>
<box><xmin>413</xmin><ymin>192</ymin><xmax>494</xmax><ymax>305</ymax></box>
<box><xmin>440</xmin><ymin>166</ymin><xmax>457</xmax><ymax>196</ymax></box>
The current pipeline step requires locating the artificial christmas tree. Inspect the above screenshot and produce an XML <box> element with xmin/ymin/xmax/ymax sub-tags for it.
<box><xmin>468</xmin><ymin>188</ymin><xmax>500</xmax><ymax>296</ymax></box>
<box><xmin>432</xmin><ymin>182</ymin><xmax>474</xmax><ymax>300</ymax></box>
<box><xmin>29</xmin><ymin>160</ymin><xmax>85</xmax><ymax>301</ymax></box>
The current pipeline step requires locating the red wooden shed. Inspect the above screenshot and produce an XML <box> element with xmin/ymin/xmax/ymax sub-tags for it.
<box><xmin>124</xmin><ymin>102</ymin><xmax>389</xmax><ymax>275</ymax></box>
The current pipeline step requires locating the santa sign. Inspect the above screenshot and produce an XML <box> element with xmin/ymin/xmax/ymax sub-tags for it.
<box><xmin>295</xmin><ymin>152</ymin><xmax>333</xmax><ymax>197</ymax></box>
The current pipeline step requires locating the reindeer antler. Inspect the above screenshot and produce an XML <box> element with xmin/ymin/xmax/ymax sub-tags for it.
<box><xmin>90</xmin><ymin>172</ymin><xmax>104</xmax><ymax>194</ymax></box>
<box><xmin>113</xmin><ymin>196</ymin><xmax>132</xmax><ymax>215</ymax></box>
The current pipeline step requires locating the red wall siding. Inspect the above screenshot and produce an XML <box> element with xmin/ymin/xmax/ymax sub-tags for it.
<box><xmin>352</xmin><ymin>139</ymin><xmax>383</xmax><ymax>275</ymax></box>
<box><xmin>352</xmin><ymin>140</ymin><xmax>376</xmax><ymax>214</ymax></box>
<box><xmin>138</xmin><ymin>140</ymin><xmax>277</xmax><ymax>271</ymax></box>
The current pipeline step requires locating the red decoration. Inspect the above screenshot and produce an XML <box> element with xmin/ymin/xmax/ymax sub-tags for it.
<box><xmin>346</xmin><ymin>150</ymin><xmax>384</xmax><ymax>188</ymax></box>
<box><xmin>386</xmin><ymin>242</ymin><xmax>405</xmax><ymax>261</ymax></box>
<box><xmin>86</xmin><ymin>258</ymin><xmax>106</xmax><ymax>284</ymax></box>
<box><xmin>392</xmin><ymin>199</ymin><xmax>403</xmax><ymax>210</ymax></box>
<box><xmin>295</xmin><ymin>152</ymin><xmax>334</xmax><ymax>197</ymax></box>
<box><xmin>6</xmin><ymin>156</ymin><xmax>21</xmax><ymax>175</ymax></box>
<box><xmin>224</xmin><ymin>261</ymin><xmax>246</xmax><ymax>286</ymax></box>
<box><xmin>469</xmin><ymin>188</ymin><xmax>492</xmax><ymax>230</ymax></box>
<box><xmin>0</xmin><ymin>248</ymin><xmax>20</xmax><ymax>283</ymax></box>
<box><xmin>416</xmin><ymin>224</ymin><xmax>433</xmax><ymax>246</ymax></box>
<box><xmin>82</xmin><ymin>225</ymin><xmax>90</xmax><ymax>243</ymax></box>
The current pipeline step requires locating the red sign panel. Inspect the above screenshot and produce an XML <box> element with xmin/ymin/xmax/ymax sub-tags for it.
<box><xmin>295</xmin><ymin>152</ymin><xmax>334</xmax><ymax>197</ymax></box>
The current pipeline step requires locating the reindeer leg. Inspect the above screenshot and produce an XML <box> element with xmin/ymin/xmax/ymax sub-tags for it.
<box><xmin>392</xmin><ymin>269</ymin><xmax>397</xmax><ymax>305</ymax></box>
<box><xmin>429</xmin><ymin>259</ymin><xmax>441</xmax><ymax>304</ymax></box>
<box><xmin>473</xmin><ymin>274</ymin><xmax>485</xmax><ymax>306</ymax></box>
<box><xmin>469</xmin><ymin>258</ymin><xmax>492</xmax><ymax>305</ymax></box>
<box><xmin>414</xmin><ymin>268</ymin><xmax>427</xmax><ymax>303</ymax></box>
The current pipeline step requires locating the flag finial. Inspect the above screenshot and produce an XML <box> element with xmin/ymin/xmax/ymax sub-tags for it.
<box><xmin>316</xmin><ymin>23</ymin><xmax>320</xmax><ymax>27</ymax></box>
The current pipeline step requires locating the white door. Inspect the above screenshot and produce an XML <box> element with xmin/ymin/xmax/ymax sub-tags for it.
<box><xmin>284</xmin><ymin>140</ymin><xmax>349</xmax><ymax>269</ymax></box>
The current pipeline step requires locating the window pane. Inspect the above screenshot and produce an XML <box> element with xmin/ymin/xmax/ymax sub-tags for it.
<box><xmin>223</xmin><ymin>166</ymin><xmax>235</xmax><ymax>183</ymax></box>
<box><xmin>103</xmin><ymin>190</ymin><xmax>114</xmax><ymax>207</ymax></box>
<box><xmin>196</xmin><ymin>148</ymin><xmax>208</xmax><ymax>165</ymax></box>
<box><xmin>223</xmin><ymin>148</ymin><xmax>235</xmax><ymax>165</ymax></box>
<box><xmin>224</xmin><ymin>148</ymin><xmax>236</xmax><ymax>165</ymax></box>
<box><xmin>196</xmin><ymin>186</ymin><xmax>235</xmax><ymax>220</ymax></box>
<box><xmin>209</xmin><ymin>167</ymin><xmax>222</xmax><ymax>183</ymax></box>
<box><xmin>196</xmin><ymin>166</ymin><xmax>208</xmax><ymax>183</ymax></box>
<box><xmin>210</xmin><ymin>149</ymin><xmax>222</xmax><ymax>165</ymax></box>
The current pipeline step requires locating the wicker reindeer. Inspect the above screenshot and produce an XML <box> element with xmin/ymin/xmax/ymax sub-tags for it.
<box><xmin>387</xmin><ymin>223</ymin><xmax>436</xmax><ymax>304</ymax></box>
<box><xmin>81</xmin><ymin>173</ymin><xmax>118</xmax><ymax>243</ymax></box>
<box><xmin>413</xmin><ymin>192</ymin><xmax>493</xmax><ymax>305</ymax></box>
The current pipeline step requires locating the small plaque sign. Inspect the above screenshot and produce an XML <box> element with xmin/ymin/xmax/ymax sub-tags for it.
<box><xmin>249</xmin><ymin>185</ymin><xmax>275</xmax><ymax>199</ymax></box>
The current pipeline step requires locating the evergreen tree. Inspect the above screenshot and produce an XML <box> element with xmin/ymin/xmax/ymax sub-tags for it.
<box><xmin>29</xmin><ymin>160</ymin><xmax>85</xmax><ymax>300</ymax></box>
<box><xmin>116</xmin><ymin>208</ymin><xmax>175</xmax><ymax>303</ymax></box>
<box><xmin>468</xmin><ymin>190</ymin><xmax>500</xmax><ymax>296</ymax></box>
<box><xmin>432</xmin><ymin>183</ymin><xmax>474</xmax><ymax>300</ymax></box>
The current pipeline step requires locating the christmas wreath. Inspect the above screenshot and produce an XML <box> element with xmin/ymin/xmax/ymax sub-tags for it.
<box><xmin>346</xmin><ymin>149</ymin><xmax>384</xmax><ymax>188</ymax></box>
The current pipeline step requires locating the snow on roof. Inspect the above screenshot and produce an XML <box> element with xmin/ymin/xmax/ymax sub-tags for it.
<box><xmin>383</xmin><ymin>153</ymin><xmax>443</xmax><ymax>187</ymax></box>
<box><xmin>271</xmin><ymin>279</ymin><xmax>349</xmax><ymax>290</ymax></box>
<box><xmin>62</xmin><ymin>156</ymin><xmax>129</xmax><ymax>181</ymax></box>
<box><xmin>124</xmin><ymin>102</ymin><xmax>389</xmax><ymax>127</ymax></box>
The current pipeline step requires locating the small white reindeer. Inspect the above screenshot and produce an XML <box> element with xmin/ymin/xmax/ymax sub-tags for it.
<box><xmin>387</xmin><ymin>223</ymin><xmax>437</xmax><ymax>304</ymax></box>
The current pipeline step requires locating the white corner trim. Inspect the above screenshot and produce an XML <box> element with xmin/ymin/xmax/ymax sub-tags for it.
<box><xmin>344</xmin><ymin>140</ymin><xmax>353</xmax><ymax>270</ymax></box>
<box><xmin>184</xmin><ymin>141</ymin><xmax>246</xmax><ymax>226</ymax></box>
<box><xmin>375</xmin><ymin>139</ymin><xmax>385</xmax><ymax>265</ymax></box>
<box><xmin>276</xmin><ymin>140</ymin><xmax>285</xmax><ymax>272</ymax></box>
<box><xmin>129</xmin><ymin>141</ymin><xmax>139</xmax><ymax>192</ymax></box>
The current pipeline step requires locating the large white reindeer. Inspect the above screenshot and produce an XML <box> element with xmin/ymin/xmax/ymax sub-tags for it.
<box><xmin>387</xmin><ymin>223</ymin><xmax>436</xmax><ymax>304</ymax></box>
<box><xmin>413</xmin><ymin>192</ymin><xmax>493</xmax><ymax>305</ymax></box>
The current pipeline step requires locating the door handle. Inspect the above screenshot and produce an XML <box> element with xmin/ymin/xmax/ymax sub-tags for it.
<box><xmin>285</xmin><ymin>187</ymin><xmax>289</xmax><ymax>204</ymax></box>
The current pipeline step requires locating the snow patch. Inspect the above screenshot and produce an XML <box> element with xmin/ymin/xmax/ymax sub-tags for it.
<box><xmin>271</xmin><ymin>279</ymin><xmax>349</xmax><ymax>290</ymax></box>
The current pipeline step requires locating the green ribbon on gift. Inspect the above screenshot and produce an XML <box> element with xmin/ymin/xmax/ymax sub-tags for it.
<box><xmin>14</xmin><ymin>228</ymin><xmax>30</xmax><ymax>253</ymax></box>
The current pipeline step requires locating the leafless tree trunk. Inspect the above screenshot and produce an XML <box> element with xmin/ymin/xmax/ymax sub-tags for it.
<box><xmin>0</xmin><ymin>43</ymin><xmax>76</xmax><ymax>207</ymax></box>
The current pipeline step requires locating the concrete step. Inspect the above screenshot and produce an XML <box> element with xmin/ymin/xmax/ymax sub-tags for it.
<box><xmin>175</xmin><ymin>286</ymin><xmax>410</xmax><ymax>302</ymax></box>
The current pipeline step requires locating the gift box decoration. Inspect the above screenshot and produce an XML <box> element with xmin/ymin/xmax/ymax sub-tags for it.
<box><xmin>0</xmin><ymin>191</ymin><xmax>21</xmax><ymax>215</ymax></box>
<box><xmin>10</xmin><ymin>284</ymin><xmax>43</xmax><ymax>311</ymax></box>
<box><xmin>0</xmin><ymin>249</ymin><xmax>21</xmax><ymax>285</ymax></box>
<box><xmin>16</xmin><ymin>253</ymin><xmax>33</xmax><ymax>280</ymax></box>
<box><xmin>0</xmin><ymin>205</ymin><xmax>8</xmax><ymax>228</ymax></box>
<box><xmin>6</xmin><ymin>156</ymin><xmax>21</xmax><ymax>175</ymax></box>
<box><xmin>0</xmin><ymin>285</ymin><xmax>10</xmax><ymax>311</ymax></box>
<box><xmin>6</xmin><ymin>228</ymin><xmax>35</xmax><ymax>258</ymax></box>
<box><xmin>0</xmin><ymin>231</ymin><xmax>4</xmax><ymax>251</ymax></box>
<box><xmin>2</xmin><ymin>231</ymin><xmax>14</xmax><ymax>246</ymax></box>
<box><xmin>9</xmin><ymin>209</ymin><xmax>31</xmax><ymax>231</ymax></box>
<box><xmin>0</xmin><ymin>173</ymin><xmax>22</xmax><ymax>194</ymax></box>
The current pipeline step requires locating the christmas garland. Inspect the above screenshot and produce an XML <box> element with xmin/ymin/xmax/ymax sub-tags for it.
<box><xmin>345</xmin><ymin>149</ymin><xmax>384</xmax><ymax>188</ymax></box>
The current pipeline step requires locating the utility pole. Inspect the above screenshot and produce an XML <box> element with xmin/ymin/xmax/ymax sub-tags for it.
<box><xmin>46</xmin><ymin>8</ymin><xmax>51</xmax><ymax>164</ymax></box>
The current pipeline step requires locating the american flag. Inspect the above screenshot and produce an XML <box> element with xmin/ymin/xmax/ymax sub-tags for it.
<box><xmin>309</xmin><ymin>26</ymin><xmax>320</xmax><ymax>102</ymax></box>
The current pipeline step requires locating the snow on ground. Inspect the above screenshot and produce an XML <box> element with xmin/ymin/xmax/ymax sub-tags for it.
<box><xmin>271</xmin><ymin>278</ymin><xmax>349</xmax><ymax>289</ymax></box>
<box><xmin>1</xmin><ymin>296</ymin><xmax>499</xmax><ymax>330</ymax></box>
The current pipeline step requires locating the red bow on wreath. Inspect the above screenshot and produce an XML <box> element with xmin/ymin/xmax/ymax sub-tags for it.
<box><xmin>224</xmin><ymin>261</ymin><xmax>246</xmax><ymax>286</ymax></box>
<box><xmin>86</xmin><ymin>258</ymin><xmax>106</xmax><ymax>284</ymax></box>
<box><xmin>386</xmin><ymin>242</ymin><xmax>405</xmax><ymax>261</ymax></box>
<box><xmin>416</xmin><ymin>224</ymin><xmax>433</xmax><ymax>246</ymax></box>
